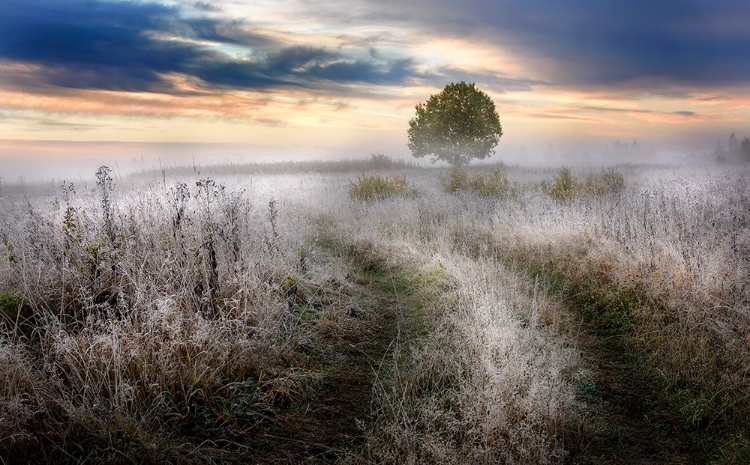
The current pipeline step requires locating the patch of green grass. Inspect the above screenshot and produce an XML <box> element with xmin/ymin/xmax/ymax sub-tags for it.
<box><xmin>714</xmin><ymin>434</ymin><xmax>750</xmax><ymax>465</ymax></box>
<box><xmin>576</xmin><ymin>378</ymin><xmax>606</xmax><ymax>406</ymax></box>
<box><xmin>577</xmin><ymin>286</ymin><xmax>639</xmax><ymax>337</ymax></box>
<box><xmin>292</xmin><ymin>303</ymin><xmax>318</xmax><ymax>323</ymax></box>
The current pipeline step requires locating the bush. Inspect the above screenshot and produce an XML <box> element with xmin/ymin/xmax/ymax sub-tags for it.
<box><xmin>584</xmin><ymin>168</ymin><xmax>625</xmax><ymax>195</ymax></box>
<box><xmin>441</xmin><ymin>167</ymin><xmax>512</xmax><ymax>197</ymax></box>
<box><xmin>471</xmin><ymin>170</ymin><xmax>511</xmax><ymax>197</ymax></box>
<box><xmin>542</xmin><ymin>167</ymin><xmax>580</xmax><ymax>204</ymax></box>
<box><xmin>543</xmin><ymin>167</ymin><xmax>625</xmax><ymax>203</ymax></box>
<box><xmin>441</xmin><ymin>167</ymin><xmax>470</xmax><ymax>193</ymax></box>
<box><xmin>348</xmin><ymin>174</ymin><xmax>418</xmax><ymax>202</ymax></box>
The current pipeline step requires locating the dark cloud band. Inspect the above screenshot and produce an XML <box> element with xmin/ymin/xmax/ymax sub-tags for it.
<box><xmin>355</xmin><ymin>0</ymin><xmax>750</xmax><ymax>90</ymax></box>
<box><xmin>0</xmin><ymin>0</ymin><xmax>421</xmax><ymax>95</ymax></box>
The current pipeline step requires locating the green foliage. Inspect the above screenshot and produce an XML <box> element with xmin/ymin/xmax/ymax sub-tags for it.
<box><xmin>408</xmin><ymin>82</ymin><xmax>503</xmax><ymax>166</ymax></box>
<box><xmin>543</xmin><ymin>167</ymin><xmax>625</xmax><ymax>203</ymax></box>
<box><xmin>441</xmin><ymin>166</ymin><xmax>512</xmax><ymax>197</ymax></box>
<box><xmin>441</xmin><ymin>166</ymin><xmax>470</xmax><ymax>193</ymax></box>
<box><xmin>543</xmin><ymin>168</ymin><xmax>581</xmax><ymax>204</ymax></box>
<box><xmin>0</xmin><ymin>292</ymin><xmax>31</xmax><ymax>323</ymax></box>
<box><xmin>584</xmin><ymin>168</ymin><xmax>625</xmax><ymax>195</ymax></box>
<box><xmin>281</xmin><ymin>274</ymin><xmax>300</xmax><ymax>293</ymax></box>
<box><xmin>470</xmin><ymin>170</ymin><xmax>512</xmax><ymax>197</ymax></box>
<box><xmin>577</xmin><ymin>286</ymin><xmax>639</xmax><ymax>337</ymax></box>
<box><xmin>348</xmin><ymin>174</ymin><xmax>418</xmax><ymax>202</ymax></box>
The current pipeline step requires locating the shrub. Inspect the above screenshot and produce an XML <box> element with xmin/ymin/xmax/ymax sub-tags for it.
<box><xmin>543</xmin><ymin>167</ymin><xmax>581</xmax><ymax>204</ymax></box>
<box><xmin>441</xmin><ymin>166</ymin><xmax>470</xmax><ymax>193</ymax></box>
<box><xmin>542</xmin><ymin>167</ymin><xmax>624</xmax><ymax>203</ymax></box>
<box><xmin>348</xmin><ymin>174</ymin><xmax>417</xmax><ymax>202</ymax></box>
<box><xmin>368</xmin><ymin>153</ymin><xmax>398</xmax><ymax>169</ymax></box>
<box><xmin>441</xmin><ymin>167</ymin><xmax>512</xmax><ymax>197</ymax></box>
<box><xmin>471</xmin><ymin>170</ymin><xmax>511</xmax><ymax>197</ymax></box>
<box><xmin>584</xmin><ymin>168</ymin><xmax>625</xmax><ymax>195</ymax></box>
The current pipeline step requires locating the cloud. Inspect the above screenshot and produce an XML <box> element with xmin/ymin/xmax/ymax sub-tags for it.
<box><xmin>430</xmin><ymin>67</ymin><xmax>552</xmax><ymax>93</ymax></box>
<box><xmin>193</xmin><ymin>1</ymin><xmax>221</xmax><ymax>12</ymax></box>
<box><xmin>25</xmin><ymin>119</ymin><xmax>105</xmax><ymax>132</ymax></box>
<box><xmin>0</xmin><ymin>0</ymin><xmax>208</xmax><ymax>91</ymax></box>
<box><xmin>526</xmin><ymin>113</ymin><xmax>596</xmax><ymax>122</ymax></box>
<box><xmin>580</xmin><ymin>106</ymin><xmax>698</xmax><ymax>118</ymax></box>
<box><xmin>341</xmin><ymin>0</ymin><xmax>750</xmax><ymax>91</ymax></box>
<box><xmin>0</xmin><ymin>0</ymin><xmax>422</xmax><ymax>96</ymax></box>
<box><xmin>191</xmin><ymin>47</ymin><xmax>420</xmax><ymax>90</ymax></box>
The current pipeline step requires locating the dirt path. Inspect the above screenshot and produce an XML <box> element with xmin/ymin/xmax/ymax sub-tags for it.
<box><xmin>562</xmin><ymin>285</ymin><xmax>699</xmax><ymax>464</ymax></box>
<box><xmin>238</xmin><ymin>247</ymin><xmax>413</xmax><ymax>464</ymax></box>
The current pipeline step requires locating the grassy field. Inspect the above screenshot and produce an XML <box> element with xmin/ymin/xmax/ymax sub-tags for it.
<box><xmin>0</xmin><ymin>157</ymin><xmax>748</xmax><ymax>463</ymax></box>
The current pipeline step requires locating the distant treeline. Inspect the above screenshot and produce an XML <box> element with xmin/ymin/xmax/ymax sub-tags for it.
<box><xmin>604</xmin><ymin>139</ymin><xmax>656</xmax><ymax>157</ymax></box>
<box><xmin>714</xmin><ymin>132</ymin><xmax>750</xmax><ymax>160</ymax></box>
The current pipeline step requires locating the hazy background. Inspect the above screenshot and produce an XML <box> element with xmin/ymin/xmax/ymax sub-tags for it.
<box><xmin>1</xmin><ymin>0</ymin><xmax>749</xmax><ymax>181</ymax></box>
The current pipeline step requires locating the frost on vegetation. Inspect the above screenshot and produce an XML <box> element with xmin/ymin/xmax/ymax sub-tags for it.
<box><xmin>334</xmin><ymin>163</ymin><xmax>750</xmax><ymax>460</ymax></box>
<box><xmin>347</xmin><ymin>173</ymin><xmax>418</xmax><ymax>202</ymax></box>
<box><xmin>356</xmin><ymin>248</ymin><xmax>579</xmax><ymax>463</ymax></box>
<box><xmin>441</xmin><ymin>166</ymin><xmax>513</xmax><ymax>197</ymax></box>
<box><xmin>0</xmin><ymin>169</ymin><xmax>321</xmax><ymax>460</ymax></box>
<box><xmin>542</xmin><ymin>167</ymin><xmax>625</xmax><ymax>203</ymax></box>
<box><xmin>0</xmin><ymin>162</ymin><xmax>748</xmax><ymax>462</ymax></box>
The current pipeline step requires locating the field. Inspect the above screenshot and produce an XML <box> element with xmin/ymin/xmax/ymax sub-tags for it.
<box><xmin>1</xmin><ymin>157</ymin><xmax>748</xmax><ymax>464</ymax></box>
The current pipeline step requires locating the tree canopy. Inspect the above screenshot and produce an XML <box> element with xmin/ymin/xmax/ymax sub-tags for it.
<box><xmin>407</xmin><ymin>82</ymin><xmax>502</xmax><ymax>166</ymax></box>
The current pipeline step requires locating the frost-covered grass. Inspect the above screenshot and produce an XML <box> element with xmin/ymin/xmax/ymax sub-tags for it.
<box><xmin>1</xmin><ymin>160</ymin><xmax>748</xmax><ymax>462</ymax></box>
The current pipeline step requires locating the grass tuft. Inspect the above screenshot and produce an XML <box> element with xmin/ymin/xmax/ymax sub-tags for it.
<box><xmin>441</xmin><ymin>166</ymin><xmax>513</xmax><ymax>197</ymax></box>
<box><xmin>543</xmin><ymin>167</ymin><xmax>625</xmax><ymax>203</ymax></box>
<box><xmin>542</xmin><ymin>167</ymin><xmax>581</xmax><ymax>203</ymax></box>
<box><xmin>348</xmin><ymin>173</ymin><xmax>418</xmax><ymax>202</ymax></box>
<box><xmin>584</xmin><ymin>168</ymin><xmax>626</xmax><ymax>195</ymax></box>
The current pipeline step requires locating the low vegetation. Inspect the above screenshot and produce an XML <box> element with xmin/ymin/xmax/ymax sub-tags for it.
<box><xmin>583</xmin><ymin>167</ymin><xmax>625</xmax><ymax>195</ymax></box>
<box><xmin>0</xmin><ymin>159</ymin><xmax>748</xmax><ymax>463</ymax></box>
<box><xmin>542</xmin><ymin>167</ymin><xmax>625</xmax><ymax>203</ymax></box>
<box><xmin>348</xmin><ymin>173</ymin><xmax>417</xmax><ymax>202</ymax></box>
<box><xmin>135</xmin><ymin>153</ymin><xmax>415</xmax><ymax>181</ymax></box>
<box><xmin>441</xmin><ymin>166</ymin><xmax>513</xmax><ymax>197</ymax></box>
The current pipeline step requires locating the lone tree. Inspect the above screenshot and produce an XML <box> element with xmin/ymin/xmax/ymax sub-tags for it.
<box><xmin>408</xmin><ymin>82</ymin><xmax>502</xmax><ymax>166</ymax></box>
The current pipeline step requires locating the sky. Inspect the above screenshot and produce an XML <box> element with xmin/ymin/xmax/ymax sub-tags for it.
<box><xmin>1</xmin><ymin>0</ymin><xmax>750</xmax><ymax>179</ymax></box>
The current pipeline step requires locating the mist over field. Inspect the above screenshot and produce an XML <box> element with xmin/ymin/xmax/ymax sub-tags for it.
<box><xmin>1</xmin><ymin>155</ymin><xmax>749</xmax><ymax>462</ymax></box>
<box><xmin>1</xmin><ymin>0</ymin><xmax>750</xmax><ymax>462</ymax></box>
<box><xmin>0</xmin><ymin>134</ymin><xmax>740</xmax><ymax>184</ymax></box>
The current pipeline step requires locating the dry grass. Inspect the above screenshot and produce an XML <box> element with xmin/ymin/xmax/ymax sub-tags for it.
<box><xmin>487</xmin><ymin>166</ymin><xmax>750</xmax><ymax>455</ymax></box>
<box><xmin>317</xmin><ymin>195</ymin><xmax>581</xmax><ymax>463</ymax></box>
<box><xmin>1</xmin><ymin>160</ymin><xmax>747</xmax><ymax>462</ymax></box>
<box><xmin>0</xmin><ymin>174</ymin><xmax>347</xmax><ymax>461</ymax></box>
